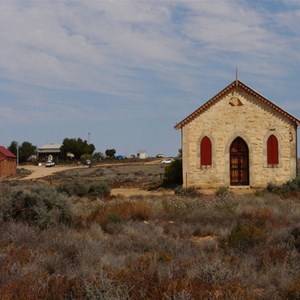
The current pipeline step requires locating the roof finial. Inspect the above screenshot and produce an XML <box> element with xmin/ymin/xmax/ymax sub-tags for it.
<box><xmin>235</xmin><ymin>65</ymin><xmax>239</xmax><ymax>86</ymax></box>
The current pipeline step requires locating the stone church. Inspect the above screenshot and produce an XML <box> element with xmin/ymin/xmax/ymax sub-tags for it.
<box><xmin>175</xmin><ymin>79</ymin><xmax>299</xmax><ymax>188</ymax></box>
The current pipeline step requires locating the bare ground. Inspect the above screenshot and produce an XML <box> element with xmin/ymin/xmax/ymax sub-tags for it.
<box><xmin>17</xmin><ymin>162</ymin><xmax>258</xmax><ymax>196</ymax></box>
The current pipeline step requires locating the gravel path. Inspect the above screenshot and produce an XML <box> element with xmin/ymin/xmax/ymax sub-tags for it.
<box><xmin>19</xmin><ymin>164</ymin><xmax>86</xmax><ymax>180</ymax></box>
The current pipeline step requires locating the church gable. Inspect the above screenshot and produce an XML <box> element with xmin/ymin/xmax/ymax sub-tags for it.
<box><xmin>175</xmin><ymin>80</ymin><xmax>300</xmax><ymax>130</ymax></box>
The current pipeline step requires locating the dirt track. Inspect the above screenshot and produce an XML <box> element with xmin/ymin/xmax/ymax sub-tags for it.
<box><xmin>20</xmin><ymin>164</ymin><xmax>86</xmax><ymax>180</ymax></box>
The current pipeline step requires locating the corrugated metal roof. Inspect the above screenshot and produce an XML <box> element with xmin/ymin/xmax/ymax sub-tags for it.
<box><xmin>38</xmin><ymin>144</ymin><xmax>62</xmax><ymax>150</ymax></box>
<box><xmin>0</xmin><ymin>146</ymin><xmax>16</xmax><ymax>158</ymax></box>
<box><xmin>37</xmin><ymin>144</ymin><xmax>62</xmax><ymax>154</ymax></box>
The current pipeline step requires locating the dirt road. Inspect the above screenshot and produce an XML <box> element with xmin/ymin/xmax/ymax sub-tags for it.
<box><xmin>20</xmin><ymin>164</ymin><xmax>86</xmax><ymax>180</ymax></box>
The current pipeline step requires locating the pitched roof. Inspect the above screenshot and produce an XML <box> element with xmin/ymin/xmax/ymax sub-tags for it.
<box><xmin>0</xmin><ymin>146</ymin><xmax>16</xmax><ymax>159</ymax></box>
<box><xmin>37</xmin><ymin>144</ymin><xmax>62</xmax><ymax>153</ymax></box>
<box><xmin>175</xmin><ymin>80</ymin><xmax>300</xmax><ymax>130</ymax></box>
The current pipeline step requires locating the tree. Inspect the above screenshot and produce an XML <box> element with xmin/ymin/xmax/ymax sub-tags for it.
<box><xmin>19</xmin><ymin>142</ymin><xmax>37</xmax><ymax>163</ymax></box>
<box><xmin>178</xmin><ymin>148</ymin><xmax>182</xmax><ymax>157</ymax></box>
<box><xmin>93</xmin><ymin>152</ymin><xmax>104</xmax><ymax>162</ymax></box>
<box><xmin>60</xmin><ymin>138</ymin><xmax>95</xmax><ymax>160</ymax></box>
<box><xmin>105</xmin><ymin>148</ymin><xmax>116</xmax><ymax>158</ymax></box>
<box><xmin>163</xmin><ymin>159</ymin><xmax>183</xmax><ymax>186</ymax></box>
<box><xmin>8</xmin><ymin>141</ymin><xmax>18</xmax><ymax>156</ymax></box>
<box><xmin>8</xmin><ymin>141</ymin><xmax>37</xmax><ymax>163</ymax></box>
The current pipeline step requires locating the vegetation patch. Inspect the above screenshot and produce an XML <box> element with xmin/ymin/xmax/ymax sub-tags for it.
<box><xmin>0</xmin><ymin>166</ymin><xmax>299</xmax><ymax>299</ymax></box>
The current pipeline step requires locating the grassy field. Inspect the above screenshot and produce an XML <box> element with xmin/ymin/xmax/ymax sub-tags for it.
<box><xmin>0</xmin><ymin>163</ymin><xmax>299</xmax><ymax>299</ymax></box>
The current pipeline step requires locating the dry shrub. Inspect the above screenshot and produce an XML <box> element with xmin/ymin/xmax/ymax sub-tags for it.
<box><xmin>226</xmin><ymin>220</ymin><xmax>268</xmax><ymax>251</ymax></box>
<box><xmin>252</xmin><ymin>207</ymin><xmax>273</xmax><ymax>220</ymax></box>
<box><xmin>108</xmin><ymin>254</ymin><xmax>251</xmax><ymax>299</ymax></box>
<box><xmin>46</xmin><ymin>275</ymin><xmax>85</xmax><ymax>300</ymax></box>
<box><xmin>0</xmin><ymin>271</ymin><xmax>49</xmax><ymax>300</ymax></box>
<box><xmin>91</xmin><ymin>199</ymin><xmax>152</xmax><ymax>227</ymax></box>
<box><xmin>282</xmin><ymin>279</ymin><xmax>300</xmax><ymax>299</ymax></box>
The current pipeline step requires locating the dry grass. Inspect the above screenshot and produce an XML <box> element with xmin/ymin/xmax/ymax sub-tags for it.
<box><xmin>0</xmin><ymin>167</ymin><xmax>300</xmax><ymax>299</ymax></box>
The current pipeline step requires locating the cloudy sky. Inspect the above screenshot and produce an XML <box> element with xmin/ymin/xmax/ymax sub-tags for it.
<box><xmin>0</xmin><ymin>0</ymin><xmax>300</xmax><ymax>156</ymax></box>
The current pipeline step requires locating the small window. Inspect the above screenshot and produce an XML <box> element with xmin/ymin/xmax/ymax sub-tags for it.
<box><xmin>267</xmin><ymin>134</ymin><xmax>278</xmax><ymax>165</ymax></box>
<box><xmin>200</xmin><ymin>136</ymin><xmax>212</xmax><ymax>166</ymax></box>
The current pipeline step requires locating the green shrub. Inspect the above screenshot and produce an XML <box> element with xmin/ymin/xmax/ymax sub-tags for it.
<box><xmin>0</xmin><ymin>185</ymin><xmax>73</xmax><ymax>229</ymax></box>
<box><xmin>108</xmin><ymin>213</ymin><xmax>124</xmax><ymax>224</ymax></box>
<box><xmin>215</xmin><ymin>186</ymin><xmax>229</xmax><ymax>198</ymax></box>
<box><xmin>174</xmin><ymin>186</ymin><xmax>201</xmax><ymax>197</ymax></box>
<box><xmin>282</xmin><ymin>177</ymin><xmax>300</xmax><ymax>193</ymax></box>
<box><xmin>58</xmin><ymin>181</ymin><xmax>110</xmax><ymax>198</ymax></box>
<box><xmin>226</xmin><ymin>220</ymin><xmax>267</xmax><ymax>251</ymax></box>
<box><xmin>266</xmin><ymin>177</ymin><xmax>300</xmax><ymax>194</ymax></box>
<box><xmin>88</xmin><ymin>182</ymin><xmax>111</xmax><ymax>197</ymax></box>
<box><xmin>291</xmin><ymin>227</ymin><xmax>300</xmax><ymax>252</ymax></box>
<box><xmin>162</xmin><ymin>159</ymin><xmax>183</xmax><ymax>187</ymax></box>
<box><xmin>266</xmin><ymin>182</ymin><xmax>280</xmax><ymax>193</ymax></box>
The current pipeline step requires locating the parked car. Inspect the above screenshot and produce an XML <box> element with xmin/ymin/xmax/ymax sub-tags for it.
<box><xmin>161</xmin><ymin>158</ymin><xmax>174</xmax><ymax>165</ymax></box>
<box><xmin>84</xmin><ymin>159</ymin><xmax>92</xmax><ymax>166</ymax></box>
<box><xmin>45</xmin><ymin>160</ymin><xmax>55</xmax><ymax>167</ymax></box>
<box><xmin>156</xmin><ymin>154</ymin><xmax>164</xmax><ymax>158</ymax></box>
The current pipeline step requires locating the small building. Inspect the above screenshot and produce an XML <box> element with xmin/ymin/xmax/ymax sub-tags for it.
<box><xmin>175</xmin><ymin>79</ymin><xmax>300</xmax><ymax>189</ymax></box>
<box><xmin>137</xmin><ymin>151</ymin><xmax>147</xmax><ymax>159</ymax></box>
<box><xmin>37</xmin><ymin>144</ymin><xmax>62</xmax><ymax>162</ymax></box>
<box><xmin>0</xmin><ymin>146</ymin><xmax>17</xmax><ymax>178</ymax></box>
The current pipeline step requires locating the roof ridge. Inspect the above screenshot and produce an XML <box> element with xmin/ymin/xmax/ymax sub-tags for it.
<box><xmin>175</xmin><ymin>80</ymin><xmax>300</xmax><ymax>129</ymax></box>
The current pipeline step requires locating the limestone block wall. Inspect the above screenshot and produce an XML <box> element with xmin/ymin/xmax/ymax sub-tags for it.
<box><xmin>182</xmin><ymin>87</ymin><xmax>297</xmax><ymax>188</ymax></box>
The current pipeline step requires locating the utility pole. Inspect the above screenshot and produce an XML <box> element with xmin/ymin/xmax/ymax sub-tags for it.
<box><xmin>17</xmin><ymin>142</ymin><xmax>19</xmax><ymax>168</ymax></box>
<box><xmin>88</xmin><ymin>132</ymin><xmax>91</xmax><ymax>144</ymax></box>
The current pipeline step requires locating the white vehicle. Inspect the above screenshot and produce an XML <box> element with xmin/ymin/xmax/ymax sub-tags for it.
<box><xmin>161</xmin><ymin>158</ymin><xmax>174</xmax><ymax>165</ymax></box>
<box><xmin>45</xmin><ymin>160</ymin><xmax>55</xmax><ymax>167</ymax></box>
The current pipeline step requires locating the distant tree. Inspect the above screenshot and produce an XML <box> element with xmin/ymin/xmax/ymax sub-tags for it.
<box><xmin>19</xmin><ymin>141</ymin><xmax>37</xmax><ymax>163</ymax></box>
<box><xmin>105</xmin><ymin>148</ymin><xmax>116</xmax><ymax>158</ymax></box>
<box><xmin>7</xmin><ymin>141</ymin><xmax>18</xmax><ymax>156</ymax></box>
<box><xmin>93</xmin><ymin>152</ymin><xmax>104</xmax><ymax>162</ymax></box>
<box><xmin>60</xmin><ymin>138</ymin><xmax>95</xmax><ymax>160</ymax></box>
<box><xmin>178</xmin><ymin>148</ymin><xmax>182</xmax><ymax>157</ymax></box>
<box><xmin>163</xmin><ymin>159</ymin><xmax>183</xmax><ymax>187</ymax></box>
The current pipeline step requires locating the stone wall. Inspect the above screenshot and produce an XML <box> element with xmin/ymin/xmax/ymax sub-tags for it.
<box><xmin>182</xmin><ymin>86</ymin><xmax>297</xmax><ymax>189</ymax></box>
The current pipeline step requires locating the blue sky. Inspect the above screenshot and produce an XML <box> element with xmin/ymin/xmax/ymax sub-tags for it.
<box><xmin>0</xmin><ymin>0</ymin><xmax>299</xmax><ymax>157</ymax></box>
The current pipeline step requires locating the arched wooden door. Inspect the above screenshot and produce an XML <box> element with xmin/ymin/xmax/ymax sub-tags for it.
<box><xmin>230</xmin><ymin>137</ymin><xmax>249</xmax><ymax>186</ymax></box>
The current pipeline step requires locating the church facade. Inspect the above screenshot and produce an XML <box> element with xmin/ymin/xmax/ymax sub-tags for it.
<box><xmin>175</xmin><ymin>80</ymin><xmax>299</xmax><ymax>188</ymax></box>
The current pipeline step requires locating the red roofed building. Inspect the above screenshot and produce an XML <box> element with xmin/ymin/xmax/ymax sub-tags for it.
<box><xmin>0</xmin><ymin>146</ymin><xmax>17</xmax><ymax>178</ymax></box>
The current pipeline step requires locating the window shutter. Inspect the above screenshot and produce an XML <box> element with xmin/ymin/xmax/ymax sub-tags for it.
<box><xmin>201</xmin><ymin>136</ymin><xmax>212</xmax><ymax>166</ymax></box>
<box><xmin>267</xmin><ymin>135</ymin><xmax>278</xmax><ymax>164</ymax></box>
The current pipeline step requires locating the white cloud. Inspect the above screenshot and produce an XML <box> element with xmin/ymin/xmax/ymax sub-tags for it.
<box><xmin>0</xmin><ymin>0</ymin><xmax>299</xmax><ymax>100</ymax></box>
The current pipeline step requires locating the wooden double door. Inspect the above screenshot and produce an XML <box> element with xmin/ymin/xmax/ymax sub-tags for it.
<box><xmin>230</xmin><ymin>137</ymin><xmax>249</xmax><ymax>186</ymax></box>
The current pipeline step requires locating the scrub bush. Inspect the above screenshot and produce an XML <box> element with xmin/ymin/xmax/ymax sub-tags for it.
<box><xmin>174</xmin><ymin>186</ymin><xmax>201</xmax><ymax>197</ymax></box>
<box><xmin>58</xmin><ymin>181</ymin><xmax>110</xmax><ymax>198</ymax></box>
<box><xmin>162</xmin><ymin>159</ymin><xmax>183</xmax><ymax>186</ymax></box>
<box><xmin>0</xmin><ymin>185</ymin><xmax>73</xmax><ymax>229</ymax></box>
<box><xmin>226</xmin><ymin>220</ymin><xmax>267</xmax><ymax>251</ymax></box>
<box><xmin>266</xmin><ymin>177</ymin><xmax>300</xmax><ymax>194</ymax></box>
<box><xmin>88</xmin><ymin>182</ymin><xmax>111</xmax><ymax>197</ymax></box>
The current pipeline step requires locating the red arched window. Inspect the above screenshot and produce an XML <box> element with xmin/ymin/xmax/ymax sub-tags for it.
<box><xmin>201</xmin><ymin>136</ymin><xmax>212</xmax><ymax>166</ymax></box>
<box><xmin>267</xmin><ymin>134</ymin><xmax>279</xmax><ymax>165</ymax></box>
